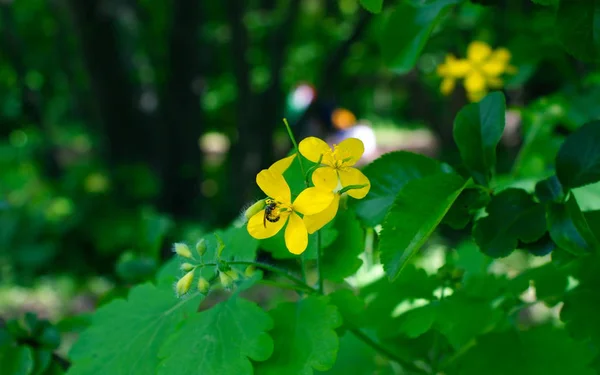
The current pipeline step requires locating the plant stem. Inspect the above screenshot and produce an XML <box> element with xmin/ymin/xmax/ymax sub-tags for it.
<box><xmin>316</xmin><ymin>230</ymin><xmax>324</xmax><ymax>294</ymax></box>
<box><xmin>283</xmin><ymin>118</ymin><xmax>306</xmax><ymax>178</ymax></box>
<box><xmin>203</xmin><ymin>260</ymin><xmax>311</xmax><ymax>291</ymax></box>
<box><xmin>349</xmin><ymin>328</ymin><xmax>427</xmax><ymax>374</ymax></box>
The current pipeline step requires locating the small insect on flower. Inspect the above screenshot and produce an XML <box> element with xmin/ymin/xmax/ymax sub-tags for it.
<box><xmin>263</xmin><ymin>198</ymin><xmax>281</xmax><ymax>227</ymax></box>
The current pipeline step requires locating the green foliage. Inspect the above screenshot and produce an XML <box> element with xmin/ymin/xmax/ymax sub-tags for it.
<box><xmin>556</xmin><ymin>0</ymin><xmax>600</xmax><ymax>62</ymax></box>
<box><xmin>68</xmin><ymin>284</ymin><xmax>202</xmax><ymax>375</ymax></box>
<box><xmin>546</xmin><ymin>195</ymin><xmax>600</xmax><ymax>255</ymax></box>
<box><xmin>453</xmin><ymin>91</ymin><xmax>506</xmax><ymax>186</ymax></box>
<box><xmin>158</xmin><ymin>297</ymin><xmax>273</xmax><ymax>375</ymax></box>
<box><xmin>359</xmin><ymin>0</ymin><xmax>383</xmax><ymax>14</ymax></box>
<box><xmin>255</xmin><ymin>296</ymin><xmax>341</xmax><ymax>374</ymax></box>
<box><xmin>556</xmin><ymin>120</ymin><xmax>600</xmax><ymax>189</ymax></box>
<box><xmin>473</xmin><ymin>188</ymin><xmax>546</xmax><ymax>257</ymax></box>
<box><xmin>454</xmin><ymin>326</ymin><xmax>597</xmax><ymax>375</ymax></box>
<box><xmin>380</xmin><ymin>0</ymin><xmax>461</xmax><ymax>73</ymax></box>
<box><xmin>353</xmin><ymin>151</ymin><xmax>451</xmax><ymax>227</ymax></box>
<box><xmin>0</xmin><ymin>345</ymin><xmax>33</xmax><ymax>375</ymax></box>
<box><xmin>380</xmin><ymin>173</ymin><xmax>467</xmax><ymax>279</ymax></box>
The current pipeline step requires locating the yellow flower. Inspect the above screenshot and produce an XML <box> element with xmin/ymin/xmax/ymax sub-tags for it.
<box><xmin>436</xmin><ymin>54</ymin><xmax>471</xmax><ymax>96</ymax></box>
<box><xmin>247</xmin><ymin>168</ymin><xmax>334</xmax><ymax>254</ymax></box>
<box><xmin>437</xmin><ymin>41</ymin><xmax>517</xmax><ymax>102</ymax></box>
<box><xmin>298</xmin><ymin>137</ymin><xmax>371</xmax><ymax>199</ymax></box>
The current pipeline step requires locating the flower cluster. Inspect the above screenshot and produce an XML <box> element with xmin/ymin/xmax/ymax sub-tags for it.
<box><xmin>437</xmin><ymin>41</ymin><xmax>516</xmax><ymax>102</ymax></box>
<box><xmin>246</xmin><ymin>137</ymin><xmax>371</xmax><ymax>255</ymax></box>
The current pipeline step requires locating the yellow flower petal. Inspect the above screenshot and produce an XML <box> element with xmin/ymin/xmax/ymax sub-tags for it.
<box><xmin>304</xmin><ymin>194</ymin><xmax>340</xmax><ymax>234</ymax></box>
<box><xmin>311</xmin><ymin>166</ymin><xmax>338</xmax><ymax>191</ymax></box>
<box><xmin>440</xmin><ymin>78</ymin><xmax>456</xmax><ymax>95</ymax></box>
<box><xmin>336</xmin><ymin>138</ymin><xmax>364</xmax><ymax>167</ymax></box>
<box><xmin>481</xmin><ymin>60</ymin><xmax>505</xmax><ymax>77</ymax></box>
<box><xmin>448</xmin><ymin>59</ymin><xmax>471</xmax><ymax>77</ymax></box>
<box><xmin>467</xmin><ymin>41</ymin><xmax>492</xmax><ymax>63</ymax></box>
<box><xmin>247</xmin><ymin>210</ymin><xmax>287</xmax><ymax>239</ymax></box>
<box><xmin>298</xmin><ymin>137</ymin><xmax>332</xmax><ymax>165</ymax></box>
<box><xmin>285</xmin><ymin>212</ymin><xmax>308</xmax><ymax>254</ymax></box>
<box><xmin>490</xmin><ymin>48</ymin><xmax>511</xmax><ymax>63</ymax></box>
<box><xmin>269</xmin><ymin>154</ymin><xmax>297</xmax><ymax>174</ymax></box>
<box><xmin>464</xmin><ymin>71</ymin><xmax>486</xmax><ymax>94</ymax></box>
<box><xmin>256</xmin><ymin>169</ymin><xmax>291</xmax><ymax>203</ymax></box>
<box><xmin>293</xmin><ymin>187</ymin><xmax>334</xmax><ymax>215</ymax></box>
<box><xmin>338</xmin><ymin>167</ymin><xmax>370</xmax><ymax>199</ymax></box>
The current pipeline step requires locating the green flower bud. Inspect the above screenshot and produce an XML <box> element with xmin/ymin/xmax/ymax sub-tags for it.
<box><xmin>197</xmin><ymin>277</ymin><xmax>210</xmax><ymax>294</ymax></box>
<box><xmin>245</xmin><ymin>266</ymin><xmax>255</xmax><ymax>277</ymax></box>
<box><xmin>195</xmin><ymin>239</ymin><xmax>207</xmax><ymax>257</ymax></box>
<box><xmin>176</xmin><ymin>270</ymin><xmax>195</xmax><ymax>296</ymax></box>
<box><xmin>180</xmin><ymin>262</ymin><xmax>195</xmax><ymax>272</ymax></box>
<box><xmin>173</xmin><ymin>243</ymin><xmax>193</xmax><ymax>259</ymax></box>
<box><xmin>225</xmin><ymin>269</ymin><xmax>239</xmax><ymax>281</ymax></box>
<box><xmin>219</xmin><ymin>271</ymin><xmax>233</xmax><ymax>289</ymax></box>
<box><xmin>244</xmin><ymin>200</ymin><xmax>266</xmax><ymax>221</ymax></box>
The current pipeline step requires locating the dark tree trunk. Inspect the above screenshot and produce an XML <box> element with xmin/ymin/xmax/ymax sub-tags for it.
<box><xmin>67</xmin><ymin>0</ymin><xmax>148</xmax><ymax>166</ymax></box>
<box><xmin>226</xmin><ymin>0</ymin><xmax>266</xmax><ymax>215</ymax></box>
<box><xmin>161</xmin><ymin>0</ymin><xmax>205</xmax><ymax>218</ymax></box>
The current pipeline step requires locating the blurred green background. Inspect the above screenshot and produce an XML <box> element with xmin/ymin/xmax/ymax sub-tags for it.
<box><xmin>1</xmin><ymin>0</ymin><xmax>598</xmax><ymax>361</ymax></box>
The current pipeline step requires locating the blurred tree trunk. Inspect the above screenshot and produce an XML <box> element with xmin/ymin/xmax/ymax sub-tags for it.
<box><xmin>161</xmin><ymin>0</ymin><xmax>204</xmax><ymax>218</ymax></box>
<box><xmin>68</xmin><ymin>0</ymin><xmax>151</xmax><ymax>168</ymax></box>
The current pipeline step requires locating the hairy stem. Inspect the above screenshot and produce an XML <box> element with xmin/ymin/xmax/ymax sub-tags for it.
<box><xmin>316</xmin><ymin>230</ymin><xmax>324</xmax><ymax>294</ymax></box>
<box><xmin>283</xmin><ymin>118</ymin><xmax>306</xmax><ymax>178</ymax></box>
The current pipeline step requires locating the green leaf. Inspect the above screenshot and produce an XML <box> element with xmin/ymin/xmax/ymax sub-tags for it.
<box><xmin>394</xmin><ymin>304</ymin><xmax>437</xmax><ymax>338</ymax></box>
<box><xmin>442</xmin><ymin>187</ymin><xmax>491</xmax><ymax>229</ymax></box>
<box><xmin>380</xmin><ymin>173</ymin><xmax>467</xmax><ymax>279</ymax></box>
<box><xmin>531</xmin><ymin>0</ymin><xmax>558</xmax><ymax>6</ymax></box>
<box><xmin>319</xmin><ymin>332</ymin><xmax>387</xmax><ymax>375</ymax></box>
<box><xmin>255</xmin><ymin>296</ymin><xmax>341</xmax><ymax>375</ymax></box>
<box><xmin>158</xmin><ymin>297</ymin><xmax>273</xmax><ymax>375</ymax></box>
<box><xmin>556</xmin><ymin>0</ymin><xmax>600</xmax><ymax>62</ymax></box>
<box><xmin>473</xmin><ymin>188</ymin><xmax>546</xmax><ymax>258</ymax></box>
<box><xmin>453</xmin><ymin>91</ymin><xmax>506</xmax><ymax>185</ymax></box>
<box><xmin>534</xmin><ymin>175</ymin><xmax>565</xmax><ymax>203</ymax></box>
<box><xmin>0</xmin><ymin>345</ymin><xmax>33</xmax><ymax>375</ymax></box>
<box><xmin>453</xmin><ymin>325</ymin><xmax>596</xmax><ymax>375</ymax></box>
<box><xmin>359</xmin><ymin>0</ymin><xmax>383</xmax><ymax>13</ymax></box>
<box><xmin>352</xmin><ymin>151</ymin><xmax>451</xmax><ymax>227</ymax></box>
<box><xmin>67</xmin><ymin>283</ymin><xmax>202</xmax><ymax>375</ymax></box>
<box><xmin>361</xmin><ymin>265</ymin><xmax>437</xmax><ymax>332</ymax></box>
<box><xmin>556</xmin><ymin>120</ymin><xmax>600</xmax><ymax>189</ymax></box>
<box><xmin>322</xmin><ymin>209</ymin><xmax>364</xmax><ymax>282</ymax></box>
<box><xmin>380</xmin><ymin>0</ymin><xmax>460</xmax><ymax>73</ymax></box>
<box><xmin>262</xmin><ymin>225</ymin><xmax>337</xmax><ymax>260</ymax></box>
<box><xmin>328</xmin><ymin>289</ymin><xmax>367</xmax><ymax>330</ymax></box>
<box><xmin>546</xmin><ymin>194</ymin><xmax>600</xmax><ymax>255</ymax></box>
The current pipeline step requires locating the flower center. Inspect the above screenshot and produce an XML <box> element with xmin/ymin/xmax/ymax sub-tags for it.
<box><xmin>328</xmin><ymin>144</ymin><xmax>352</xmax><ymax>170</ymax></box>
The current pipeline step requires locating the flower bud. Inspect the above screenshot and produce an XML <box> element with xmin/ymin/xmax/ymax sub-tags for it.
<box><xmin>225</xmin><ymin>269</ymin><xmax>239</xmax><ymax>281</ymax></box>
<box><xmin>173</xmin><ymin>243</ymin><xmax>193</xmax><ymax>259</ymax></box>
<box><xmin>215</xmin><ymin>234</ymin><xmax>225</xmax><ymax>258</ymax></box>
<box><xmin>197</xmin><ymin>277</ymin><xmax>210</xmax><ymax>294</ymax></box>
<box><xmin>245</xmin><ymin>266</ymin><xmax>255</xmax><ymax>277</ymax></box>
<box><xmin>176</xmin><ymin>270</ymin><xmax>195</xmax><ymax>296</ymax></box>
<box><xmin>219</xmin><ymin>271</ymin><xmax>233</xmax><ymax>289</ymax></box>
<box><xmin>195</xmin><ymin>239</ymin><xmax>207</xmax><ymax>257</ymax></box>
<box><xmin>244</xmin><ymin>200</ymin><xmax>266</xmax><ymax>221</ymax></box>
<box><xmin>180</xmin><ymin>262</ymin><xmax>195</xmax><ymax>272</ymax></box>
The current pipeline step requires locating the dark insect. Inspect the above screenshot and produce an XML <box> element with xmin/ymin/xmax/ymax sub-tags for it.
<box><xmin>263</xmin><ymin>199</ymin><xmax>280</xmax><ymax>227</ymax></box>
